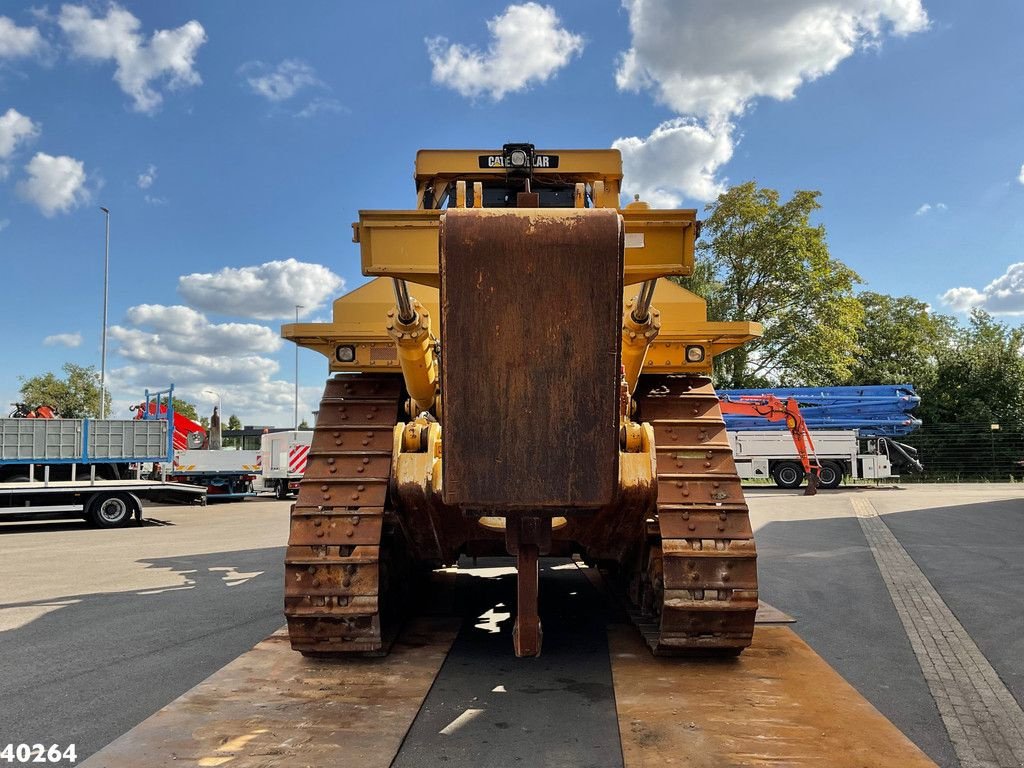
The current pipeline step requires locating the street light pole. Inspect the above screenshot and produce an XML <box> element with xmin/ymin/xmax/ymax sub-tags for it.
<box><xmin>295</xmin><ymin>304</ymin><xmax>304</xmax><ymax>429</ymax></box>
<box><xmin>204</xmin><ymin>388</ymin><xmax>222</xmax><ymax>415</ymax></box>
<box><xmin>99</xmin><ymin>207</ymin><xmax>110</xmax><ymax>419</ymax></box>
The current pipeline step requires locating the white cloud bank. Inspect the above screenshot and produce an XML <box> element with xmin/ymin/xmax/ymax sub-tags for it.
<box><xmin>942</xmin><ymin>263</ymin><xmax>1024</xmax><ymax>315</ymax></box>
<box><xmin>43</xmin><ymin>332</ymin><xmax>82</xmax><ymax>348</ymax></box>
<box><xmin>614</xmin><ymin>0</ymin><xmax>929</xmax><ymax>204</ymax></box>
<box><xmin>427</xmin><ymin>2</ymin><xmax>584</xmax><ymax>100</ymax></box>
<box><xmin>16</xmin><ymin>152</ymin><xmax>89</xmax><ymax>216</ymax></box>
<box><xmin>0</xmin><ymin>15</ymin><xmax>44</xmax><ymax>58</ymax></box>
<box><xmin>109</xmin><ymin>303</ymin><xmax>313</xmax><ymax>425</ymax></box>
<box><xmin>1018</xmin><ymin>163</ymin><xmax>1024</xmax><ymax>185</ymax></box>
<box><xmin>177</xmin><ymin>258</ymin><xmax>344</xmax><ymax>320</ymax></box>
<box><xmin>58</xmin><ymin>4</ymin><xmax>206</xmax><ymax>114</ymax></box>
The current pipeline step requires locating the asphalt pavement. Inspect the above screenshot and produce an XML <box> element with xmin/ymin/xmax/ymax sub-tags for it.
<box><xmin>0</xmin><ymin>499</ymin><xmax>290</xmax><ymax>763</ymax></box>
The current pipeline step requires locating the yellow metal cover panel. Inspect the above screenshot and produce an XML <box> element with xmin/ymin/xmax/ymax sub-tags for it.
<box><xmin>357</xmin><ymin>209</ymin><xmax>697</xmax><ymax>288</ymax></box>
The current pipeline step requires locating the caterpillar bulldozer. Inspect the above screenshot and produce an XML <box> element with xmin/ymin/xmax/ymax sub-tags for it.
<box><xmin>282</xmin><ymin>143</ymin><xmax>762</xmax><ymax>658</ymax></box>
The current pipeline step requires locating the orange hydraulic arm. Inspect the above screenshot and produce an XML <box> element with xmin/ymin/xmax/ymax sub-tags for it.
<box><xmin>719</xmin><ymin>395</ymin><xmax>821</xmax><ymax>496</ymax></box>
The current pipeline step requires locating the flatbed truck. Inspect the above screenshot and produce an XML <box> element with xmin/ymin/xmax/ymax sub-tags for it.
<box><xmin>0</xmin><ymin>386</ymin><xmax>207</xmax><ymax>524</ymax></box>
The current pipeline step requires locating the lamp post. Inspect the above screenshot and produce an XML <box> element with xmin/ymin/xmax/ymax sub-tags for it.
<box><xmin>295</xmin><ymin>305</ymin><xmax>304</xmax><ymax>429</ymax></box>
<box><xmin>204</xmin><ymin>388</ymin><xmax>222</xmax><ymax>414</ymax></box>
<box><xmin>99</xmin><ymin>207</ymin><xmax>110</xmax><ymax>418</ymax></box>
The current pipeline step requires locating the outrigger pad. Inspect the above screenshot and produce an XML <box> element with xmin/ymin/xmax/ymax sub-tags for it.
<box><xmin>440</xmin><ymin>208</ymin><xmax>623</xmax><ymax>510</ymax></box>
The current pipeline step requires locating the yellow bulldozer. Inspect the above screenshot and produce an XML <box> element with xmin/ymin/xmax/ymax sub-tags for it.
<box><xmin>282</xmin><ymin>143</ymin><xmax>762</xmax><ymax>658</ymax></box>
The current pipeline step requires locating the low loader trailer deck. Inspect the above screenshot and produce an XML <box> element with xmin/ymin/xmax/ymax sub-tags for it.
<box><xmin>82</xmin><ymin>567</ymin><xmax>935</xmax><ymax>767</ymax></box>
<box><xmin>0</xmin><ymin>478</ymin><xmax>206</xmax><ymax>527</ymax></box>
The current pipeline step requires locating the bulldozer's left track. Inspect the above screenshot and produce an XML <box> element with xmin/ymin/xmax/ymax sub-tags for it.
<box><xmin>285</xmin><ymin>373</ymin><xmax>409</xmax><ymax>655</ymax></box>
<box><xmin>625</xmin><ymin>374</ymin><xmax>758</xmax><ymax>654</ymax></box>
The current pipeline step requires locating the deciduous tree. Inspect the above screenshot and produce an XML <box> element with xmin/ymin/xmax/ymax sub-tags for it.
<box><xmin>683</xmin><ymin>182</ymin><xmax>863</xmax><ymax>388</ymax></box>
<box><xmin>18</xmin><ymin>363</ymin><xmax>111</xmax><ymax>418</ymax></box>
<box><xmin>846</xmin><ymin>292</ymin><xmax>957</xmax><ymax>388</ymax></box>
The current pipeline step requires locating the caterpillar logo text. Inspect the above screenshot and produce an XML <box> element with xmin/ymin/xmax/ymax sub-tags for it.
<box><xmin>478</xmin><ymin>154</ymin><xmax>559</xmax><ymax>169</ymax></box>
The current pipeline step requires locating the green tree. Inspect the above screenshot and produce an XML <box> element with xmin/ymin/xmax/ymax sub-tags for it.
<box><xmin>199</xmin><ymin>416</ymin><xmax>211</xmax><ymax>429</ymax></box>
<box><xmin>683</xmin><ymin>182</ymin><xmax>863</xmax><ymax>388</ymax></box>
<box><xmin>227</xmin><ymin>414</ymin><xmax>242</xmax><ymax>430</ymax></box>
<box><xmin>917</xmin><ymin>310</ymin><xmax>1024</xmax><ymax>425</ymax></box>
<box><xmin>173</xmin><ymin>398</ymin><xmax>199</xmax><ymax>421</ymax></box>
<box><xmin>846</xmin><ymin>292</ymin><xmax>957</xmax><ymax>388</ymax></box>
<box><xmin>18</xmin><ymin>363</ymin><xmax>112</xmax><ymax>418</ymax></box>
<box><xmin>298</xmin><ymin>418</ymin><xmax>310</xmax><ymax>429</ymax></box>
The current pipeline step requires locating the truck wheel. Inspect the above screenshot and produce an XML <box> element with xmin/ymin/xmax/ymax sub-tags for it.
<box><xmin>275</xmin><ymin>480</ymin><xmax>288</xmax><ymax>500</ymax></box>
<box><xmin>818</xmin><ymin>461</ymin><xmax>843</xmax><ymax>489</ymax></box>
<box><xmin>772</xmin><ymin>462</ymin><xmax>805</xmax><ymax>489</ymax></box>
<box><xmin>87</xmin><ymin>493</ymin><xmax>134</xmax><ymax>528</ymax></box>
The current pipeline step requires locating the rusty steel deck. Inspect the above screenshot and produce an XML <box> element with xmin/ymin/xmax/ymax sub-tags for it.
<box><xmin>81</xmin><ymin>610</ymin><xmax>935</xmax><ymax>768</ymax></box>
<box><xmin>610</xmin><ymin>624</ymin><xmax>936</xmax><ymax>767</ymax></box>
<box><xmin>80</xmin><ymin>617</ymin><xmax>460</xmax><ymax>768</ymax></box>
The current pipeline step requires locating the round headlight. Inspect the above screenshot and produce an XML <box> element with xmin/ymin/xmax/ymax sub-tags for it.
<box><xmin>685</xmin><ymin>345</ymin><xmax>705</xmax><ymax>363</ymax></box>
<box><xmin>336</xmin><ymin>344</ymin><xmax>356</xmax><ymax>363</ymax></box>
<box><xmin>510</xmin><ymin>149</ymin><xmax>527</xmax><ymax>167</ymax></box>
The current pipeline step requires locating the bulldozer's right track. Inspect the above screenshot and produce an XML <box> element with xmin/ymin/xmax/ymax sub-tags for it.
<box><xmin>629</xmin><ymin>374</ymin><xmax>758</xmax><ymax>654</ymax></box>
<box><xmin>285</xmin><ymin>373</ymin><xmax>406</xmax><ymax>655</ymax></box>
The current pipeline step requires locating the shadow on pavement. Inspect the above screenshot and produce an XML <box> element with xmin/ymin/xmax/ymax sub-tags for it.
<box><xmin>0</xmin><ymin>546</ymin><xmax>285</xmax><ymax>765</ymax></box>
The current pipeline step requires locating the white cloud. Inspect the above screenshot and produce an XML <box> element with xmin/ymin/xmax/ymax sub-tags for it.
<box><xmin>137</xmin><ymin>163</ymin><xmax>156</xmax><ymax>189</ymax></box>
<box><xmin>43</xmin><ymin>332</ymin><xmax>82</xmax><ymax>348</ymax></box>
<box><xmin>58</xmin><ymin>4</ymin><xmax>206</xmax><ymax>114</ymax></box>
<box><xmin>0</xmin><ymin>16</ymin><xmax>44</xmax><ymax>58</ymax></box>
<box><xmin>177</xmin><ymin>258</ymin><xmax>344</xmax><ymax>320</ymax></box>
<box><xmin>16</xmin><ymin>152</ymin><xmax>90</xmax><ymax>217</ymax></box>
<box><xmin>0</xmin><ymin>218</ymin><xmax>9</xmax><ymax>232</ymax></box>
<box><xmin>616</xmin><ymin>0</ymin><xmax>928</xmax><ymax>119</ymax></box>
<box><xmin>1018</xmin><ymin>163</ymin><xmax>1024</xmax><ymax>185</ymax></box>
<box><xmin>0</xmin><ymin>108</ymin><xmax>39</xmax><ymax>158</ymax></box>
<box><xmin>941</xmin><ymin>263</ymin><xmax>1024</xmax><ymax>315</ymax></box>
<box><xmin>615</xmin><ymin>0</ymin><xmax>929</xmax><ymax>203</ymax></box>
<box><xmin>242</xmin><ymin>59</ymin><xmax>320</xmax><ymax>102</ymax></box>
<box><xmin>614</xmin><ymin>118</ymin><xmax>735</xmax><ymax>206</ymax></box>
<box><xmin>914</xmin><ymin>202</ymin><xmax>946</xmax><ymax>216</ymax></box>
<box><xmin>426</xmin><ymin>2</ymin><xmax>584</xmax><ymax>100</ymax></box>
<box><xmin>109</xmin><ymin>303</ymin><xmax>315</xmax><ymax>426</ymax></box>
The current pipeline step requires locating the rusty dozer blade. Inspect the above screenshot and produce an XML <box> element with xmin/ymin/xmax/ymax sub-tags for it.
<box><xmin>439</xmin><ymin>207</ymin><xmax>625</xmax><ymax>657</ymax></box>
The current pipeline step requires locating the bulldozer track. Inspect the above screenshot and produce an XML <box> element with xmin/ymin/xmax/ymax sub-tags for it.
<box><xmin>285</xmin><ymin>373</ymin><xmax>406</xmax><ymax>655</ymax></box>
<box><xmin>630</xmin><ymin>374</ymin><xmax>758</xmax><ymax>654</ymax></box>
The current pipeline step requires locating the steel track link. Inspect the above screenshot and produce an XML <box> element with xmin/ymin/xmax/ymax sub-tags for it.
<box><xmin>284</xmin><ymin>373</ymin><xmax>405</xmax><ymax>655</ymax></box>
<box><xmin>632</xmin><ymin>374</ymin><xmax>758</xmax><ymax>654</ymax></box>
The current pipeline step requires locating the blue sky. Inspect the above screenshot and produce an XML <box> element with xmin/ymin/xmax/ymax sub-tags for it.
<box><xmin>1</xmin><ymin>1</ymin><xmax>1022</xmax><ymax>425</ymax></box>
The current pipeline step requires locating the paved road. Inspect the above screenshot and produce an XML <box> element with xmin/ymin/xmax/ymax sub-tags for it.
<box><xmin>748</xmin><ymin>484</ymin><xmax>1024</xmax><ymax>768</ymax></box>
<box><xmin>4</xmin><ymin>486</ymin><xmax>1024</xmax><ymax>768</ymax></box>
<box><xmin>0</xmin><ymin>499</ymin><xmax>290</xmax><ymax>763</ymax></box>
